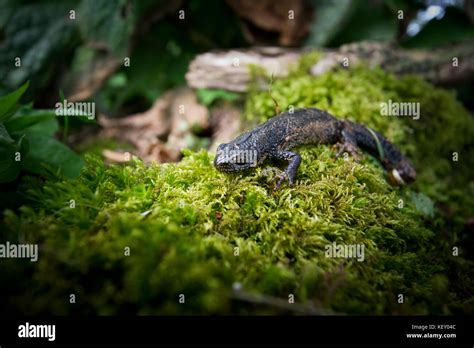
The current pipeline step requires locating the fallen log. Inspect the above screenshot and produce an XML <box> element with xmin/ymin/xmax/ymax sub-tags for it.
<box><xmin>185</xmin><ymin>41</ymin><xmax>474</xmax><ymax>92</ymax></box>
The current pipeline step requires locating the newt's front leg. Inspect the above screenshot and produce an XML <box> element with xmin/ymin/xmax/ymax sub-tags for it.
<box><xmin>271</xmin><ymin>151</ymin><xmax>302</xmax><ymax>190</ymax></box>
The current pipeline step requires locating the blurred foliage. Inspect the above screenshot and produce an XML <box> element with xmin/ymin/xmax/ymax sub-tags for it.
<box><xmin>196</xmin><ymin>89</ymin><xmax>241</xmax><ymax>107</ymax></box>
<box><xmin>324</xmin><ymin>0</ymin><xmax>399</xmax><ymax>46</ymax></box>
<box><xmin>2</xmin><ymin>0</ymin><xmax>472</xmax><ymax>116</ymax></box>
<box><xmin>0</xmin><ymin>0</ymin><xmax>243</xmax><ymax>109</ymax></box>
<box><xmin>0</xmin><ymin>0</ymin><xmax>80</xmax><ymax>99</ymax></box>
<box><xmin>305</xmin><ymin>0</ymin><xmax>418</xmax><ymax>47</ymax></box>
<box><xmin>305</xmin><ymin>0</ymin><xmax>473</xmax><ymax>49</ymax></box>
<box><xmin>77</xmin><ymin>0</ymin><xmax>135</xmax><ymax>56</ymax></box>
<box><xmin>0</xmin><ymin>83</ymin><xmax>83</xmax><ymax>183</ymax></box>
<box><xmin>0</xmin><ymin>0</ymin><xmax>149</xmax><ymax>103</ymax></box>
<box><xmin>94</xmin><ymin>21</ymin><xmax>198</xmax><ymax>115</ymax></box>
<box><xmin>305</xmin><ymin>0</ymin><xmax>354</xmax><ymax>47</ymax></box>
<box><xmin>95</xmin><ymin>0</ymin><xmax>245</xmax><ymax>116</ymax></box>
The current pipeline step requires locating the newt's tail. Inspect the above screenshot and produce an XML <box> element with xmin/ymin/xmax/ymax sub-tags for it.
<box><xmin>342</xmin><ymin>120</ymin><xmax>416</xmax><ymax>185</ymax></box>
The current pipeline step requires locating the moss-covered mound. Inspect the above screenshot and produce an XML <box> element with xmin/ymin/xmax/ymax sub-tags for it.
<box><xmin>2</xmin><ymin>64</ymin><xmax>473</xmax><ymax>315</ymax></box>
<box><xmin>0</xmin><ymin>148</ymin><xmax>469</xmax><ymax>315</ymax></box>
<box><xmin>0</xmin><ymin>153</ymin><xmax>434</xmax><ymax>314</ymax></box>
<box><xmin>246</xmin><ymin>65</ymin><xmax>474</xmax><ymax>223</ymax></box>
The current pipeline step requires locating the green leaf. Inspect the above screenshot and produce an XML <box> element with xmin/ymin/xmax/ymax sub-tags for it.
<box><xmin>21</xmin><ymin>134</ymin><xmax>84</xmax><ymax>179</ymax></box>
<box><xmin>0</xmin><ymin>2</ymin><xmax>79</xmax><ymax>96</ymax></box>
<box><xmin>0</xmin><ymin>143</ymin><xmax>21</xmax><ymax>182</ymax></box>
<box><xmin>0</xmin><ymin>81</ymin><xmax>29</xmax><ymax>122</ymax></box>
<box><xmin>4</xmin><ymin>108</ymin><xmax>57</xmax><ymax>135</ymax></box>
<box><xmin>0</xmin><ymin>133</ymin><xmax>28</xmax><ymax>183</ymax></box>
<box><xmin>21</xmin><ymin>119</ymin><xmax>59</xmax><ymax>137</ymax></box>
<box><xmin>0</xmin><ymin>123</ymin><xmax>14</xmax><ymax>145</ymax></box>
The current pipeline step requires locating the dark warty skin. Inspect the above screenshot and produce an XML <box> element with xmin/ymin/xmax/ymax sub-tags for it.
<box><xmin>214</xmin><ymin>107</ymin><xmax>416</xmax><ymax>190</ymax></box>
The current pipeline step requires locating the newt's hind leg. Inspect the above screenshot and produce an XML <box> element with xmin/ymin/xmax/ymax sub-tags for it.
<box><xmin>336</xmin><ymin>128</ymin><xmax>362</xmax><ymax>161</ymax></box>
<box><xmin>271</xmin><ymin>150</ymin><xmax>301</xmax><ymax>190</ymax></box>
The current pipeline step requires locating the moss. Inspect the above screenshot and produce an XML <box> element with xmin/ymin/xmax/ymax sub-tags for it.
<box><xmin>2</xmin><ymin>57</ymin><xmax>473</xmax><ymax>315</ymax></box>
<box><xmin>1</xmin><ymin>146</ymin><xmax>470</xmax><ymax>315</ymax></box>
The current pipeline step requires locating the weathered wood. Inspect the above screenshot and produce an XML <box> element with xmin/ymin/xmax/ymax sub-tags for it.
<box><xmin>186</xmin><ymin>47</ymin><xmax>303</xmax><ymax>92</ymax></box>
<box><xmin>185</xmin><ymin>41</ymin><xmax>474</xmax><ymax>92</ymax></box>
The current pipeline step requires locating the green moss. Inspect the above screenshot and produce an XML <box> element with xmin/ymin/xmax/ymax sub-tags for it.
<box><xmin>2</xmin><ymin>58</ymin><xmax>473</xmax><ymax>315</ymax></box>
<box><xmin>2</xmin><ymin>147</ymin><xmax>470</xmax><ymax>315</ymax></box>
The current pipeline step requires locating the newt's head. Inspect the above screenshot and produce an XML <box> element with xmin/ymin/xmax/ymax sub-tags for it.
<box><xmin>388</xmin><ymin>158</ymin><xmax>417</xmax><ymax>186</ymax></box>
<box><xmin>214</xmin><ymin>142</ymin><xmax>258</xmax><ymax>172</ymax></box>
